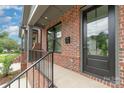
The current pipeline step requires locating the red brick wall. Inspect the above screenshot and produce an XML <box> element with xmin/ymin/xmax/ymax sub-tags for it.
<box><xmin>119</xmin><ymin>5</ymin><xmax>124</xmax><ymax>87</ymax></box>
<box><xmin>42</xmin><ymin>6</ymin><xmax>80</xmax><ymax>72</ymax></box>
<box><xmin>13</xmin><ymin>52</ymin><xmax>27</xmax><ymax>71</ymax></box>
<box><xmin>55</xmin><ymin>6</ymin><xmax>80</xmax><ymax>72</ymax></box>
<box><xmin>13</xmin><ymin>52</ymin><xmax>27</xmax><ymax>63</ymax></box>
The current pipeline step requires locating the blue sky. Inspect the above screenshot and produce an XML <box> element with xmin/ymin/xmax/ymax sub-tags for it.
<box><xmin>0</xmin><ymin>5</ymin><xmax>23</xmax><ymax>44</ymax></box>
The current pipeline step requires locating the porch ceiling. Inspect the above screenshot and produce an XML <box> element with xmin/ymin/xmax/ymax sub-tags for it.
<box><xmin>28</xmin><ymin>5</ymin><xmax>49</xmax><ymax>26</ymax></box>
<box><xmin>34</xmin><ymin>5</ymin><xmax>73</xmax><ymax>28</ymax></box>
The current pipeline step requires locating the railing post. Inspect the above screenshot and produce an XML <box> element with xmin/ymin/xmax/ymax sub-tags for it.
<box><xmin>51</xmin><ymin>52</ymin><xmax>54</xmax><ymax>87</ymax></box>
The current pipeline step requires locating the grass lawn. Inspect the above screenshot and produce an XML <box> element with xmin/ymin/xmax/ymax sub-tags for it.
<box><xmin>0</xmin><ymin>53</ymin><xmax>20</xmax><ymax>63</ymax></box>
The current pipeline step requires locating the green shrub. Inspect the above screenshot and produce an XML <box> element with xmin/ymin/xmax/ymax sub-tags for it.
<box><xmin>1</xmin><ymin>56</ymin><xmax>15</xmax><ymax>77</ymax></box>
<box><xmin>14</xmin><ymin>50</ymin><xmax>20</xmax><ymax>53</ymax></box>
<box><xmin>0</xmin><ymin>55</ymin><xmax>4</xmax><ymax>63</ymax></box>
<box><xmin>0</xmin><ymin>47</ymin><xmax>3</xmax><ymax>53</ymax></box>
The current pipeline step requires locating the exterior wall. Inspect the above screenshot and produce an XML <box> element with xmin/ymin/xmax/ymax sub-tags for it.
<box><xmin>13</xmin><ymin>51</ymin><xmax>27</xmax><ymax>71</ymax></box>
<box><xmin>20</xmin><ymin>52</ymin><xmax>27</xmax><ymax>71</ymax></box>
<box><xmin>42</xmin><ymin>6</ymin><xmax>80</xmax><ymax>72</ymax></box>
<box><xmin>119</xmin><ymin>6</ymin><xmax>124</xmax><ymax>87</ymax></box>
<box><xmin>54</xmin><ymin>6</ymin><xmax>80</xmax><ymax>72</ymax></box>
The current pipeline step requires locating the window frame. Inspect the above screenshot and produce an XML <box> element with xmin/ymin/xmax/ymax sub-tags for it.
<box><xmin>47</xmin><ymin>22</ymin><xmax>62</xmax><ymax>53</ymax></box>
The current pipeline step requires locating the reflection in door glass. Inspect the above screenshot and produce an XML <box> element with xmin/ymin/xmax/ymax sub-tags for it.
<box><xmin>87</xmin><ymin>6</ymin><xmax>108</xmax><ymax>56</ymax></box>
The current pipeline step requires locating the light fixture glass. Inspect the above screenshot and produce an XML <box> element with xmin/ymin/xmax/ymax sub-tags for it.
<box><xmin>44</xmin><ymin>16</ymin><xmax>48</xmax><ymax>19</ymax></box>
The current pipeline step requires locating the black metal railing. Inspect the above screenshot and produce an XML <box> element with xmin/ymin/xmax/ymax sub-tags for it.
<box><xmin>29</xmin><ymin>49</ymin><xmax>47</xmax><ymax>62</ymax></box>
<box><xmin>3</xmin><ymin>52</ymin><xmax>54</xmax><ymax>88</ymax></box>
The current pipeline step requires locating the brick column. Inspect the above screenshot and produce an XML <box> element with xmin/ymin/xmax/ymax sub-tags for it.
<box><xmin>119</xmin><ymin>6</ymin><xmax>124</xmax><ymax>87</ymax></box>
<box><xmin>21</xmin><ymin>51</ymin><xmax>27</xmax><ymax>71</ymax></box>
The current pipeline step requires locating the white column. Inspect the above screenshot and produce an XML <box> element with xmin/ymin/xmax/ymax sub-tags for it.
<box><xmin>27</xmin><ymin>26</ymin><xmax>33</xmax><ymax>62</ymax></box>
<box><xmin>24</xmin><ymin>30</ymin><xmax>27</xmax><ymax>51</ymax></box>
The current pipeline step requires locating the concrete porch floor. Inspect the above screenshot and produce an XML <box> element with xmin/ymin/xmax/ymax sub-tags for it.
<box><xmin>0</xmin><ymin>64</ymin><xmax>109</xmax><ymax>88</ymax></box>
<box><xmin>54</xmin><ymin>64</ymin><xmax>109</xmax><ymax>88</ymax></box>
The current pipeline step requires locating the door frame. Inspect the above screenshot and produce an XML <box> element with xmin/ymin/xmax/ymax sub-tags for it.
<box><xmin>80</xmin><ymin>5</ymin><xmax>116</xmax><ymax>83</ymax></box>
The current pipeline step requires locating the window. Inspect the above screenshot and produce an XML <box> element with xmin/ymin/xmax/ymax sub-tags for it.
<box><xmin>32</xmin><ymin>31</ymin><xmax>38</xmax><ymax>43</ymax></box>
<box><xmin>87</xmin><ymin>6</ymin><xmax>109</xmax><ymax>56</ymax></box>
<box><xmin>47</xmin><ymin>23</ymin><xmax>61</xmax><ymax>52</ymax></box>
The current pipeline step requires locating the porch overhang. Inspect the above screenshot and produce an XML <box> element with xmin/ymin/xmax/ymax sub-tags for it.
<box><xmin>19</xmin><ymin>5</ymin><xmax>31</xmax><ymax>37</ymax></box>
<box><xmin>19</xmin><ymin>5</ymin><xmax>76</xmax><ymax>37</ymax></box>
<box><xmin>20</xmin><ymin>5</ymin><xmax>75</xmax><ymax>29</ymax></box>
<box><xmin>32</xmin><ymin>5</ymin><xmax>73</xmax><ymax>27</ymax></box>
<box><xmin>27</xmin><ymin>5</ymin><xmax>49</xmax><ymax>26</ymax></box>
<box><xmin>19</xmin><ymin>5</ymin><xmax>49</xmax><ymax>37</ymax></box>
<box><xmin>22</xmin><ymin>5</ymin><xmax>32</xmax><ymax>26</ymax></box>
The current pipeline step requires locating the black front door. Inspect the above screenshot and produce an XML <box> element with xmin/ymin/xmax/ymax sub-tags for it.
<box><xmin>82</xmin><ymin>6</ymin><xmax>115</xmax><ymax>81</ymax></box>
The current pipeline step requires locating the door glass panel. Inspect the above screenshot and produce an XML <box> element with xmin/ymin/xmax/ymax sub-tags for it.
<box><xmin>87</xmin><ymin>6</ymin><xmax>108</xmax><ymax>56</ymax></box>
<box><xmin>97</xmin><ymin>6</ymin><xmax>108</xmax><ymax>19</ymax></box>
<box><xmin>87</xmin><ymin>10</ymin><xmax>96</xmax><ymax>23</ymax></box>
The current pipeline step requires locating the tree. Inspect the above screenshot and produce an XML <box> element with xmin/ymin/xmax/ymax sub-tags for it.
<box><xmin>0</xmin><ymin>32</ymin><xmax>8</xmax><ymax>38</ymax></box>
<box><xmin>0</xmin><ymin>32</ymin><xmax>19</xmax><ymax>52</ymax></box>
<box><xmin>0</xmin><ymin>47</ymin><xmax>3</xmax><ymax>53</ymax></box>
<box><xmin>3</xmin><ymin>38</ymin><xmax>18</xmax><ymax>52</ymax></box>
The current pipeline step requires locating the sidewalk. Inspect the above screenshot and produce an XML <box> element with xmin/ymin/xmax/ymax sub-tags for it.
<box><xmin>0</xmin><ymin>63</ymin><xmax>20</xmax><ymax>73</ymax></box>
